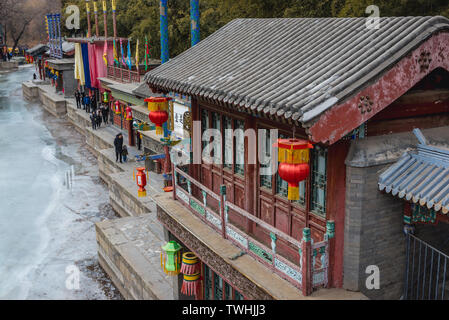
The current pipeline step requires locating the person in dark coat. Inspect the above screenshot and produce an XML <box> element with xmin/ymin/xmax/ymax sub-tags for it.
<box><xmin>91</xmin><ymin>94</ymin><xmax>97</xmax><ymax>113</ymax></box>
<box><xmin>137</xmin><ymin>132</ymin><xmax>142</xmax><ymax>151</ymax></box>
<box><xmin>81</xmin><ymin>91</ymin><xmax>86</xmax><ymax>110</ymax></box>
<box><xmin>90</xmin><ymin>112</ymin><xmax>97</xmax><ymax>130</ymax></box>
<box><xmin>102</xmin><ymin>104</ymin><xmax>109</xmax><ymax>124</ymax></box>
<box><xmin>122</xmin><ymin>145</ymin><xmax>129</xmax><ymax>163</ymax></box>
<box><xmin>75</xmin><ymin>90</ymin><xmax>81</xmax><ymax>109</ymax></box>
<box><xmin>96</xmin><ymin>109</ymin><xmax>102</xmax><ymax>128</ymax></box>
<box><xmin>114</xmin><ymin>134</ymin><xmax>124</xmax><ymax>163</ymax></box>
<box><xmin>109</xmin><ymin>103</ymin><xmax>114</xmax><ymax>124</ymax></box>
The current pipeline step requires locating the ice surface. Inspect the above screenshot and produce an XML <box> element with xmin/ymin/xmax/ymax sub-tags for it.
<box><xmin>0</xmin><ymin>66</ymin><xmax>122</xmax><ymax>300</ymax></box>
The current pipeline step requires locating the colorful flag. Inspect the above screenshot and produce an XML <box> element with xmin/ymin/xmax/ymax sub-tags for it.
<box><xmin>113</xmin><ymin>39</ymin><xmax>119</xmax><ymax>66</ymax></box>
<box><xmin>144</xmin><ymin>36</ymin><xmax>149</xmax><ymax>71</ymax></box>
<box><xmin>120</xmin><ymin>38</ymin><xmax>126</xmax><ymax>67</ymax></box>
<box><xmin>126</xmin><ymin>38</ymin><xmax>132</xmax><ymax>70</ymax></box>
<box><xmin>103</xmin><ymin>40</ymin><xmax>108</xmax><ymax>66</ymax></box>
<box><xmin>135</xmin><ymin>39</ymin><xmax>140</xmax><ymax>72</ymax></box>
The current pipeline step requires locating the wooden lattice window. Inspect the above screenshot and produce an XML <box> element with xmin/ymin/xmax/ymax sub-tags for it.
<box><xmin>203</xmin><ymin>264</ymin><xmax>244</xmax><ymax>300</ymax></box>
<box><xmin>260</xmin><ymin>129</ymin><xmax>273</xmax><ymax>190</ymax></box>
<box><xmin>201</xmin><ymin>109</ymin><xmax>209</xmax><ymax>154</ymax></box>
<box><xmin>211</xmin><ymin>112</ymin><xmax>222</xmax><ymax>164</ymax></box>
<box><xmin>310</xmin><ymin>145</ymin><xmax>328</xmax><ymax>217</ymax></box>
<box><xmin>223</xmin><ymin>116</ymin><xmax>233</xmax><ymax>170</ymax></box>
<box><xmin>234</xmin><ymin>120</ymin><xmax>245</xmax><ymax>176</ymax></box>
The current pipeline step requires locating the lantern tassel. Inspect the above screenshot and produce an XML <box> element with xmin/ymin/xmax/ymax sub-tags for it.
<box><xmin>138</xmin><ymin>189</ymin><xmax>147</xmax><ymax>197</ymax></box>
<box><xmin>156</xmin><ymin>126</ymin><xmax>163</xmax><ymax>135</ymax></box>
<box><xmin>133</xmin><ymin>168</ymin><xmax>135</xmax><ymax>181</ymax></box>
<box><xmin>181</xmin><ymin>277</ymin><xmax>201</xmax><ymax>297</ymax></box>
<box><xmin>180</xmin><ymin>263</ymin><xmax>201</xmax><ymax>275</ymax></box>
<box><xmin>288</xmin><ymin>185</ymin><xmax>300</xmax><ymax>201</ymax></box>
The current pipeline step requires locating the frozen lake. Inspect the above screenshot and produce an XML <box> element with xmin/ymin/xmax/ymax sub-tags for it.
<box><xmin>0</xmin><ymin>66</ymin><xmax>122</xmax><ymax>299</ymax></box>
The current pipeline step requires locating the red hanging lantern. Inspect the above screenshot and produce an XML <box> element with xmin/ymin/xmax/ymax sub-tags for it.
<box><xmin>135</xmin><ymin>167</ymin><xmax>147</xmax><ymax>197</ymax></box>
<box><xmin>274</xmin><ymin>139</ymin><xmax>313</xmax><ymax>201</ymax></box>
<box><xmin>145</xmin><ymin>97</ymin><xmax>172</xmax><ymax>135</ymax></box>
<box><xmin>115</xmin><ymin>100</ymin><xmax>121</xmax><ymax>115</ymax></box>
<box><xmin>148</xmin><ymin>111</ymin><xmax>169</xmax><ymax>135</ymax></box>
<box><xmin>125</xmin><ymin>106</ymin><xmax>133</xmax><ymax>121</ymax></box>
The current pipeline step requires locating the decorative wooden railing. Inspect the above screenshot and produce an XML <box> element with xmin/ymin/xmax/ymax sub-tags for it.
<box><xmin>173</xmin><ymin>166</ymin><xmax>335</xmax><ymax>296</ymax></box>
<box><xmin>107</xmin><ymin>65</ymin><xmax>141</xmax><ymax>83</ymax></box>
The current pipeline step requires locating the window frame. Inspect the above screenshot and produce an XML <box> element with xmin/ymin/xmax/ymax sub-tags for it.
<box><xmin>202</xmin><ymin>263</ymin><xmax>245</xmax><ymax>300</ymax></box>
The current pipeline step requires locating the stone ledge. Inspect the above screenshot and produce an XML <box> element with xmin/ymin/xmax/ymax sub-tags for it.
<box><xmin>96</xmin><ymin>216</ymin><xmax>174</xmax><ymax>300</ymax></box>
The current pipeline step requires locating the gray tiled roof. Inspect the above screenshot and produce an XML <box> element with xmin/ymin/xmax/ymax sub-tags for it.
<box><xmin>45</xmin><ymin>41</ymin><xmax>75</xmax><ymax>55</ymax></box>
<box><xmin>144</xmin><ymin>16</ymin><xmax>449</xmax><ymax>126</ymax></box>
<box><xmin>133</xmin><ymin>81</ymin><xmax>153</xmax><ymax>99</ymax></box>
<box><xmin>379</xmin><ymin>142</ymin><xmax>449</xmax><ymax>214</ymax></box>
<box><xmin>27</xmin><ymin>44</ymin><xmax>48</xmax><ymax>55</ymax></box>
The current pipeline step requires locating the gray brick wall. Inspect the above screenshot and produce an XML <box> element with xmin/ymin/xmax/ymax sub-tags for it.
<box><xmin>344</xmin><ymin>165</ymin><xmax>405</xmax><ymax>300</ymax></box>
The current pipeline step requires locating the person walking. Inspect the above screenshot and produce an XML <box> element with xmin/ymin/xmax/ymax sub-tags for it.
<box><xmin>90</xmin><ymin>112</ymin><xmax>97</xmax><ymax>130</ymax></box>
<box><xmin>75</xmin><ymin>90</ymin><xmax>81</xmax><ymax>109</ymax></box>
<box><xmin>102</xmin><ymin>104</ymin><xmax>109</xmax><ymax>124</ymax></box>
<box><xmin>81</xmin><ymin>91</ymin><xmax>86</xmax><ymax>110</ymax></box>
<box><xmin>85</xmin><ymin>94</ymin><xmax>91</xmax><ymax>113</ymax></box>
<box><xmin>109</xmin><ymin>103</ymin><xmax>114</xmax><ymax>125</ymax></box>
<box><xmin>114</xmin><ymin>134</ymin><xmax>124</xmax><ymax>163</ymax></box>
<box><xmin>137</xmin><ymin>132</ymin><xmax>142</xmax><ymax>151</ymax></box>
<box><xmin>96</xmin><ymin>109</ymin><xmax>102</xmax><ymax>128</ymax></box>
<box><xmin>122</xmin><ymin>145</ymin><xmax>129</xmax><ymax>163</ymax></box>
<box><xmin>91</xmin><ymin>93</ymin><xmax>97</xmax><ymax>113</ymax></box>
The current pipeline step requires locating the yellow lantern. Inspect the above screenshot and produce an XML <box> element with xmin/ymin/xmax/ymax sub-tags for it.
<box><xmin>274</xmin><ymin>139</ymin><xmax>313</xmax><ymax>201</ymax></box>
<box><xmin>145</xmin><ymin>97</ymin><xmax>172</xmax><ymax>135</ymax></box>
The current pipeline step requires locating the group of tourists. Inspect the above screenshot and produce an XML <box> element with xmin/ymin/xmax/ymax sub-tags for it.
<box><xmin>74</xmin><ymin>89</ymin><xmax>113</xmax><ymax>131</ymax></box>
<box><xmin>0</xmin><ymin>46</ymin><xmax>11</xmax><ymax>62</ymax></box>
<box><xmin>74</xmin><ymin>89</ymin><xmax>130</xmax><ymax>164</ymax></box>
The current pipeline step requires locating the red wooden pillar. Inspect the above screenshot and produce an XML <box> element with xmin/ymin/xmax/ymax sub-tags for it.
<box><xmin>326</xmin><ymin>140</ymin><xmax>350</xmax><ymax>288</ymax></box>
<box><xmin>301</xmin><ymin>227</ymin><xmax>312</xmax><ymax>296</ymax></box>
<box><xmin>127</xmin><ymin>120</ymin><xmax>134</xmax><ymax>146</ymax></box>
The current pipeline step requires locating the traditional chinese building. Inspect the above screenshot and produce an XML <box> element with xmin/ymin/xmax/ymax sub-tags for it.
<box><xmin>26</xmin><ymin>44</ymin><xmax>49</xmax><ymax>80</ymax></box>
<box><xmin>143</xmin><ymin>16</ymin><xmax>449</xmax><ymax>300</ymax></box>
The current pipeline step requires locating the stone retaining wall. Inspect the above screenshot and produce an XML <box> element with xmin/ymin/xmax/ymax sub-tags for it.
<box><xmin>22</xmin><ymin>82</ymin><xmax>39</xmax><ymax>102</ymax></box>
<box><xmin>96</xmin><ymin>217</ymin><xmax>174</xmax><ymax>300</ymax></box>
<box><xmin>0</xmin><ymin>61</ymin><xmax>19</xmax><ymax>70</ymax></box>
<box><xmin>67</xmin><ymin>102</ymin><xmax>90</xmax><ymax>136</ymax></box>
